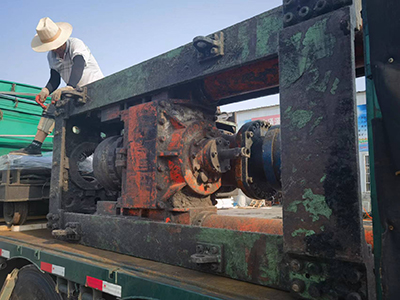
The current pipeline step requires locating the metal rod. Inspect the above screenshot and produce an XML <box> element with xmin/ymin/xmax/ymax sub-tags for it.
<box><xmin>200</xmin><ymin>214</ymin><xmax>374</xmax><ymax>248</ymax></box>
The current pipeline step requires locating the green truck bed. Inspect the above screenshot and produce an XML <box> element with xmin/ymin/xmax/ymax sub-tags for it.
<box><xmin>0</xmin><ymin>229</ymin><xmax>291</xmax><ymax>299</ymax></box>
<box><xmin>0</xmin><ymin>80</ymin><xmax>52</xmax><ymax>155</ymax></box>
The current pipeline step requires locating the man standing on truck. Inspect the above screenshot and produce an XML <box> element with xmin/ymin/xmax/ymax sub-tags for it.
<box><xmin>10</xmin><ymin>17</ymin><xmax>104</xmax><ymax>156</ymax></box>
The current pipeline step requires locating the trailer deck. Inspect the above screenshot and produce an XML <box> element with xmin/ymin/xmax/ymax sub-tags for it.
<box><xmin>0</xmin><ymin>229</ymin><xmax>291</xmax><ymax>299</ymax></box>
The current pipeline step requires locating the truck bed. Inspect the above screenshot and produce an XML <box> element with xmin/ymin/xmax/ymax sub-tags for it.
<box><xmin>0</xmin><ymin>229</ymin><xmax>292</xmax><ymax>300</ymax></box>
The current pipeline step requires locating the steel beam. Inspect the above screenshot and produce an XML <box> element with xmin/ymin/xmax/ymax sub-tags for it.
<box><xmin>70</xmin><ymin>7</ymin><xmax>283</xmax><ymax>116</ymax></box>
<box><xmin>63</xmin><ymin>212</ymin><xmax>287</xmax><ymax>290</ymax></box>
<box><xmin>279</xmin><ymin>4</ymin><xmax>375</xmax><ymax>299</ymax></box>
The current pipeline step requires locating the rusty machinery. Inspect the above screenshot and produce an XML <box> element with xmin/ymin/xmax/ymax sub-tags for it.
<box><xmin>45</xmin><ymin>0</ymin><xmax>384</xmax><ymax>299</ymax></box>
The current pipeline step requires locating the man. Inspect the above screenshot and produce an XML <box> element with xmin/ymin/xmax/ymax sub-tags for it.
<box><xmin>11</xmin><ymin>17</ymin><xmax>104</xmax><ymax>156</ymax></box>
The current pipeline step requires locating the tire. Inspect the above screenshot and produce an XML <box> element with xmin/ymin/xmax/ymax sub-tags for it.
<box><xmin>3</xmin><ymin>202</ymin><xmax>28</xmax><ymax>226</ymax></box>
<box><xmin>10</xmin><ymin>265</ymin><xmax>62</xmax><ymax>300</ymax></box>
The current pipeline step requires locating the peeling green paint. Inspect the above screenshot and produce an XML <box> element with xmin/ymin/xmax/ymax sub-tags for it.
<box><xmin>281</xmin><ymin>18</ymin><xmax>336</xmax><ymax>88</ymax></box>
<box><xmin>307</xmin><ymin>69</ymin><xmax>332</xmax><ymax>93</ymax></box>
<box><xmin>292</xmin><ymin>166</ymin><xmax>297</xmax><ymax>173</ymax></box>
<box><xmin>286</xmin><ymin>189</ymin><xmax>332</xmax><ymax>221</ymax></box>
<box><xmin>320</xmin><ymin>174</ymin><xmax>327</xmax><ymax>183</ymax></box>
<box><xmin>292</xmin><ymin>229</ymin><xmax>316</xmax><ymax>237</ymax></box>
<box><xmin>305</xmin><ymin>154</ymin><xmax>312</xmax><ymax>161</ymax></box>
<box><xmin>290</xmin><ymin>110</ymin><xmax>313</xmax><ymax>129</ymax></box>
<box><xmin>239</xmin><ymin>24</ymin><xmax>250</xmax><ymax>61</ymax></box>
<box><xmin>302</xmin><ymin>188</ymin><xmax>332</xmax><ymax>221</ymax></box>
<box><xmin>259</xmin><ymin>240</ymin><xmax>281</xmax><ymax>283</ymax></box>
<box><xmin>330</xmin><ymin>77</ymin><xmax>340</xmax><ymax>94</ymax></box>
<box><xmin>309</xmin><ymin>116</ymin><xmax>323</xmax><ymax>135</ymax></box>
<box><xmin>286</xmin><ymin>200</ymin><xmax>302</xmax><ymax>213</ymax></box>
<box><xmin>300</xmin><ymin>179</ymin><xmax>306</xmax><ymax>186</ymax></box>
<box><xmin>285</xmin><ymin>32</ymin><xmax>303</xmax><ymax>49</ymax></box>
<box><xmin>256</xmin><ymin>13</ymin><xmax>281</xmax><ymax>58</ymax></box>
<box><xmin>196</xmin><ymin>229</ymin><xmax>282</xmax><ymax>285</ymax></box>
<box><xmin>320</xmin><ymin>226</ymin><xmax>325</xmax><ymax>231</ymax></box>
<box><xmin>284</xmin><ymin>106</ymin><xmax>292</xmax><ymax>115</ymax></box>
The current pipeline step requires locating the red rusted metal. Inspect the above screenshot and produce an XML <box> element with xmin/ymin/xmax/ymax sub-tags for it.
<box><xmin>202</xmin><ymin>58</ymin><xmax>279</xmax><ymax>101</ymax></box>
<box><xmin>201</xmin><ymin>214</ymin><xmax>374</xmax><ymax>248</ymax></box>
<box><xmin>101</xmin><ymin>104</ymin><xmax>121</xmax><ymax>122</ymax></box>
<box><xmin>201</xmin><ymin>36</ymin><xmax>365</xmax><ymax>102</ymax></box>
<box><xmin>201</xmin><ymin>214</ymin><xmax>283</xmax><ymax>235</ymax></box>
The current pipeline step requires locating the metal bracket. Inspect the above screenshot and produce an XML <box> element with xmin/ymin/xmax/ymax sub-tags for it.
<box><xmin>52</xmin><ymin>222</ymin><xmax>81</xmax><ymax>241</ymax></box>
<box><xmin>190</xmin><ymin>243</ymin><xmax>223</xmax><ymax>273</ymax></box>
<box><xmin>193</xmin><ymin>32</ymin><xmax>224</xmax><ymax>62</ymax></box>
<box><xmin>61</xmin><ymin>87</ymin><xmax>88</xmax><ymax>106</ymax></box>
<box><xmin>283</xmin><ymin>0</ymin><xmax>353</xmax><ymax>27</ymax></box>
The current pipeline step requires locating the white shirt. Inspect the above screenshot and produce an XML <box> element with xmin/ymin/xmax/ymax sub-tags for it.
<box><xmin>47</xmin><ymin>37</ymin><xmax>104</xmax><ymax>87</ymax></box>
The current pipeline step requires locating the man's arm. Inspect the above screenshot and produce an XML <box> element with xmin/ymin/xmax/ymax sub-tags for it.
<box><xmin>45</xmin><ymin>69</ymin><xmax>61</xmax><ymax>93</ymax></box>
<box><xmin>49</xmin><ymin>55</ymin><xmax>85</xmax><ymax>103</ymax></box>
<box><xmin>67</xmin><ymin>55</ymin><xmax>85</xmax><ymax>88</ymax></box>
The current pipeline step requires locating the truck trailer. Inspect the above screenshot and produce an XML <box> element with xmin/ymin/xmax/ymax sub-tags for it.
<box><xmin>0</xmin><ymin>0</ymin><xmax>398</xmax><ymax>299</ymax></box>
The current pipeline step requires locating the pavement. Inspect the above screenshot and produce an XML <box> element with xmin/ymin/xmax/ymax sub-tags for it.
<box><xmin>217</xmin><ymin>206</ymin><xmax>282</xmax><ymax>219</ymax></box>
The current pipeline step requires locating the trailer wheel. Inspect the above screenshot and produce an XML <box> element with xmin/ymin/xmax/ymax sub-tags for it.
<box><xmin>10</xmin><ymin>265</ymin><xmax>62</xmax><ymax>300</ymax></box>
<box><xmin>3</xmin><ymin>202</ymin><xmax>28</xmax><ymax>226</ymax></box>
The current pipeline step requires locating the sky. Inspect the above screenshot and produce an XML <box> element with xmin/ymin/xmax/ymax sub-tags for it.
<box><xmin>1</xmin><ymin>0</ymin><xmax>364</xmax><ymax>112</ymax></box>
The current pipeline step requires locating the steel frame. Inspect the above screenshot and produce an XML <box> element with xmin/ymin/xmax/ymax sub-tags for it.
<box><xmin>48</xmin><ymin>1</ymin><xmax>376</xmax><ymax>299</ymax></box>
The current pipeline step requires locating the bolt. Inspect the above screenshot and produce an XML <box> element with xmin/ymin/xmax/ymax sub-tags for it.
<box><xmin>159</xmin><ymin>136</ymin><xmax>166</xmax><ymax>143</ymax></box>
<box><xmin>0</xmin><ymin>263</ymin><xmax>7</xmax><ymax>270</ymax></box>
<box><xmin>246</xmin><ymin>131</ymin><xmax>254</xmax><ymax>138</ymax></box>
<box><xmin>204</xmin><ymin>183</ymin><xmax>212</xmax><ymax>190</ymax></box>
<box><xmin>210</xmin><ymin>48</ymin><xmax>218</xmax><ymax>55</ymax></box>
<box><xmin>212</xmin><ymin>152</ymin><xmax>217</xmax><ymax>158</ymax></box>
<box><xmin>247</xmin><ymin>177</ymin><xmax>254</xmax><ymax>184</ymax></box>
<box><xmin>291</xmin><ymin>280</ymin><xmax>305</xmax><ymax>293</ymax></box>
<box><xmin>346</xmin><ymin>292</ymin><xmax>362</xmax><ymax>300</ymax></box>
<box><xmin>388</xmin><ymin>57</ymin><xmax>394</xmax><ymax>63</ymax></box>
<box><xmin>389</xmin><ymin>225</ymin><xmax>394</xmax><ymax>231</ymax></box>
<box><xmin>283</xmin><ymin>12</ymin><xmax>294</xmax><ymax>24</ymax></box>
<box><xmin>290</xmin><ymin>259</ymin><xmax>303</xmax><ymax>272</ymax></box>
<box><xmin>53</xmin><ymin>162</ymin><xmax>58</xmax><ymax>166</ymax></box>
<box><xmin>210</xmin><ymin>246</ymin><xmax>218</xmax><ymax>254</ymax></box>
<box><xmin>196</xmin><ymin>245</ymin><xmax>204</xmax><ymax>253</ymax></box>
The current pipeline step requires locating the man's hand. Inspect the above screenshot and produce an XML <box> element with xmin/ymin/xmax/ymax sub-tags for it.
<box><xmin>51</xmin><ymin>86</ymin><xmax>74</xmax><ymax>103</ymax></box>
<box><xmin>37</xmin><ymin>87</ymin><xmax>49</xmax><ymax>103</ymax></box>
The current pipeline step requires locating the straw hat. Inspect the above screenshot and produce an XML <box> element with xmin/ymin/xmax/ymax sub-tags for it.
<box><xmin>31</xmin><ymin>17</ymin><xmax>73</xmax><ymax>52</ymax></box>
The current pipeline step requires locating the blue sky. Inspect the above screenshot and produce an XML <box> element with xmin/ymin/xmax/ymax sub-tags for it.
<box><xmin>1</xmin><ymin>0</ymin><xmax>281</xmax><ymax>86</ymax></box>
<box><xmin>1</xmin><ymin>0</ymin><xmax>364</xmax><ymax>112</ymax></box>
